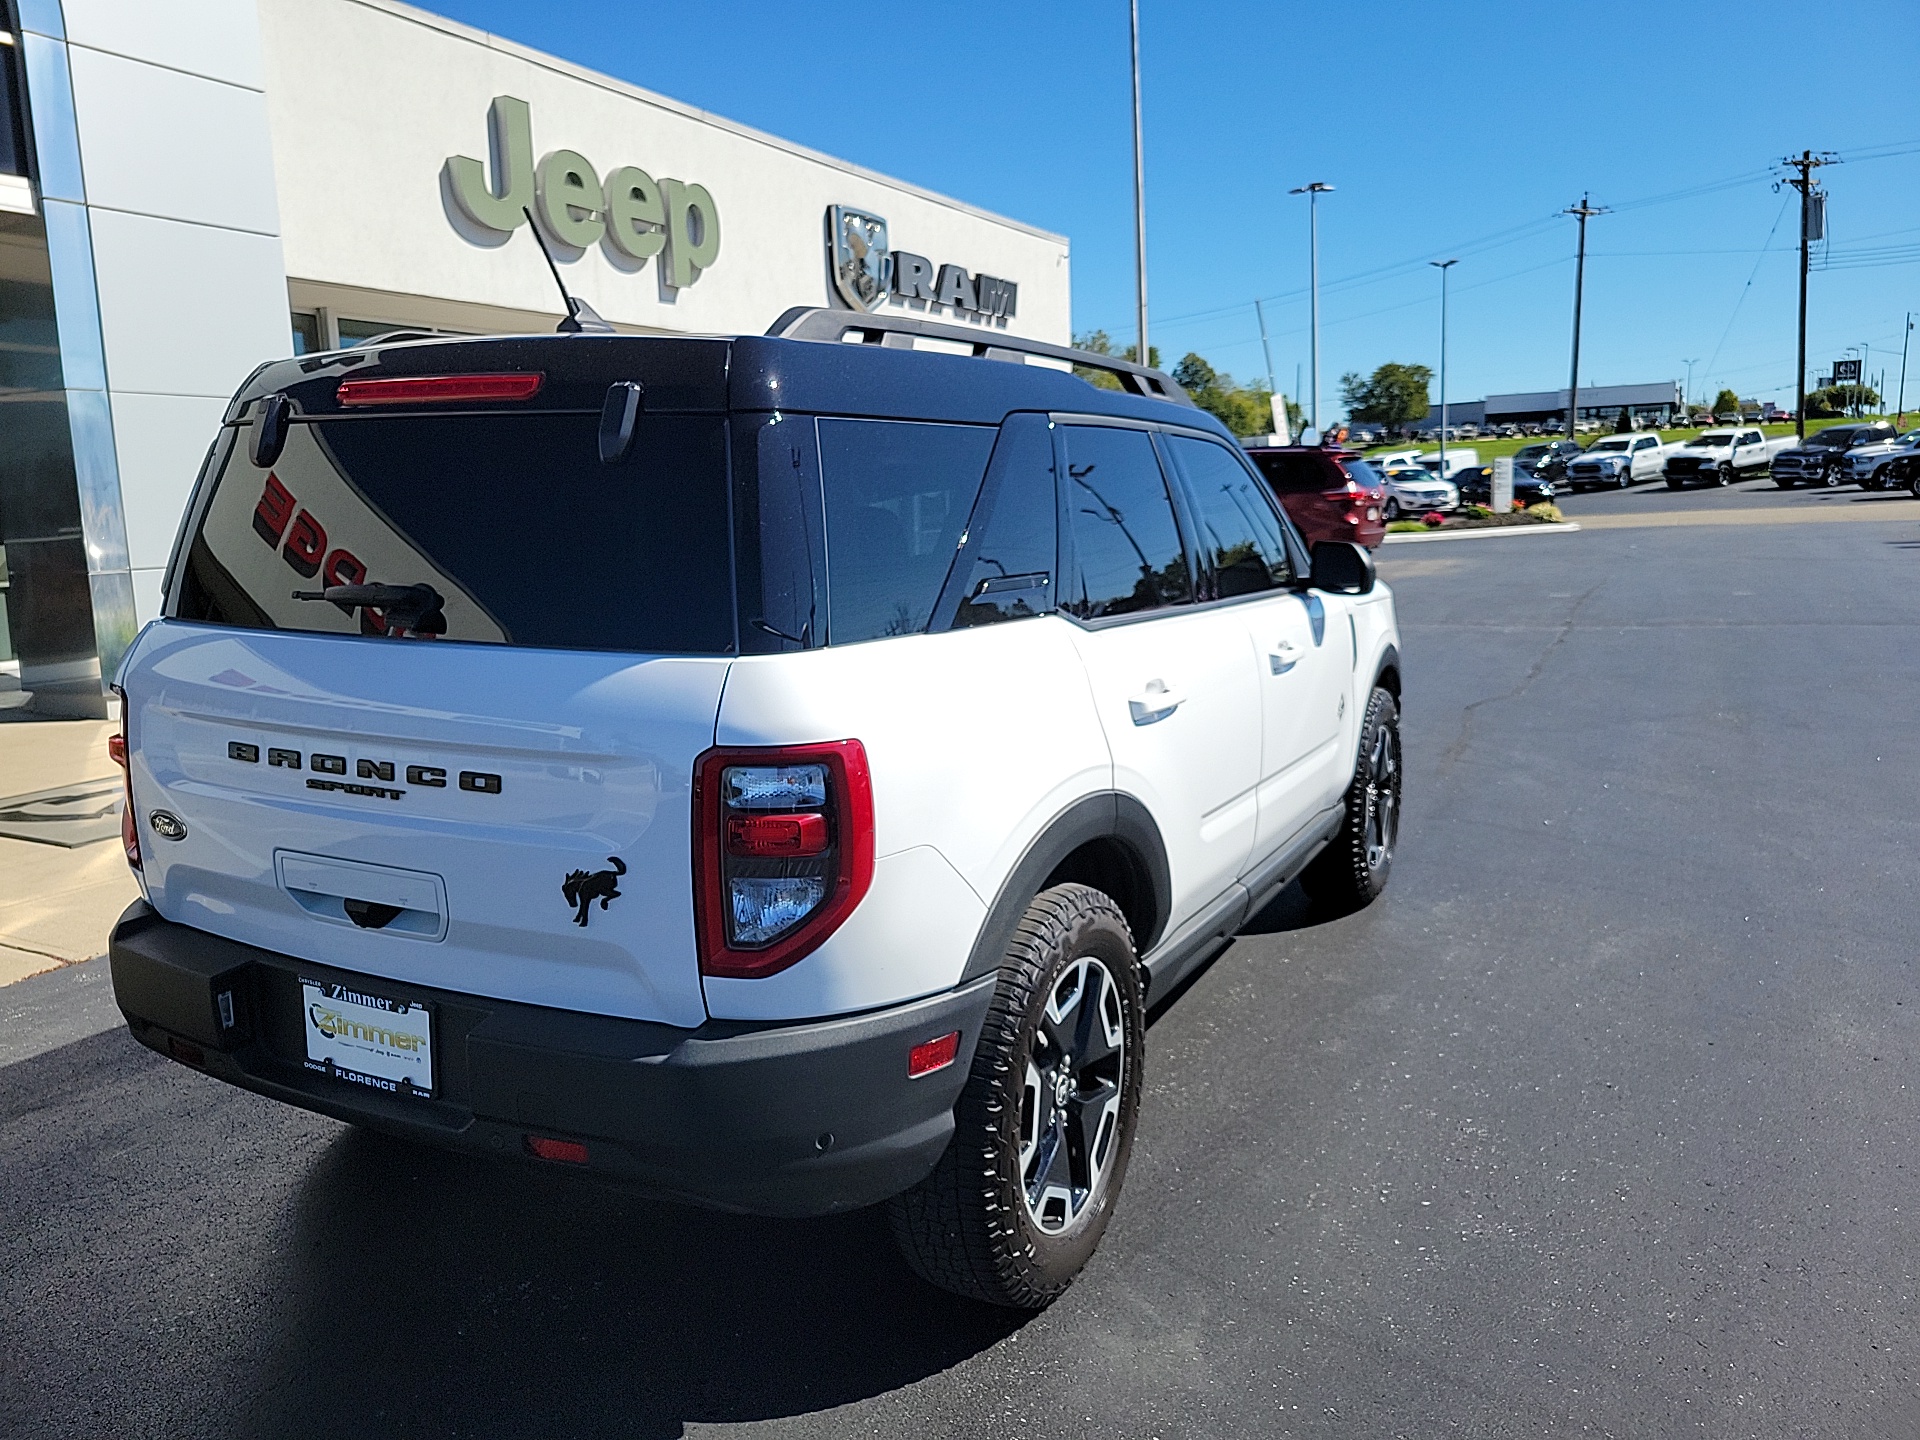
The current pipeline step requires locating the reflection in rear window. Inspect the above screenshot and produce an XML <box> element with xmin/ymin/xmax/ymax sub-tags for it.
<box><xmin>176</xmin><ymin>413</ymin><xmax>734</xmax><ymax>653</ymax></box>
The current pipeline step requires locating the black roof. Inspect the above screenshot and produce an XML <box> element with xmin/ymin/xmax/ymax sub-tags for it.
<box><xmin>226</xmin><ymin>332</ymin><xmax>1229</xmax><ymax>439</ymax></box>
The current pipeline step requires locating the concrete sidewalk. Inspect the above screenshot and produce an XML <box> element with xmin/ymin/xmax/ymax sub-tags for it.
<box><xmin>0</xmin><ymin>717</ymin><xmax>140</xmax><ymax>986</ymax></box>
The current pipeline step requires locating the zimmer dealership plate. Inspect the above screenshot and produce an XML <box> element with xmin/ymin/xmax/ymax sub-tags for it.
<box><xmin>301</xmin><ymin>979</ymin><xmax>434</xmax><ymax>1096</ymax></box>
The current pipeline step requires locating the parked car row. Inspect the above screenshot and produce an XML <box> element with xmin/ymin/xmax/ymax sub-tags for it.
<box><xmin>1770</xmin><ymin>422</ymin><xmax>1913</xmax><ymax>489</ymax></box>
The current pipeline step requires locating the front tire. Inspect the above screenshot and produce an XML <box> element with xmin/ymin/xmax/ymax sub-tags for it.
<box><xmin>1383</xmin><ymin>496</ymin><xmax>1401</xmax><ymax>520</ymax></box>
<box><xmin>1821</xmin><ymin>468</ymin><xmax>1841</xmax><ymax>488</ymax></box>
<box><xmin>1302</xmin><ymin>687</ymin><xmax>1402</xmax><ymax>915</ymax></box>
<box><xmin>888</xmin><ymin>884</ymin><xmax>1145</xmax><ymax>1310</ymax></box>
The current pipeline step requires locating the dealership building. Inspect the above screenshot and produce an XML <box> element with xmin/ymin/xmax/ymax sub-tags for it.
<box><xmin>0</xmin><ymin>0</ymin><xmax>1071</xmax><ymax>714</ymax></box>
<box><xmin>1411</xmin><ymin>380</ymin><xmax>1684</xmax><ymax>433</ymax></box>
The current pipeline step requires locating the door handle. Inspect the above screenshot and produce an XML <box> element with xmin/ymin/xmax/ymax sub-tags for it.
<box><xmin>1269</xmin><ymin>640</ymin><xmax>1302</xmax><ymax>674</ymax></box>
<box><xmin>1127</xmin><ymin>682</ymin><xmax>1185</xmax><ymax>725</ymax></box>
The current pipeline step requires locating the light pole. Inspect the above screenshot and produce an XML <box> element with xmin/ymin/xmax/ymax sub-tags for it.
<box><xmin>1860</xmin><ymin>341</ymin><xmax>1872</xmax><ymax>416</ymax></box>
<box><xmin>1845</xmin><ymin>346</ymin><xmax>1861</xmax><ymax>417</ymax></box>
<box><xmin>1128</xmin><ymin>0</ymin><xmax>1148</xmax><ymax>369</ymax></box>
<box><xmin>1682</xmin><ymin>357</ymin><xmax>1699</xmax><ymax>418</ymax></box>
<box><xmin>1431</xmin><ymin>259</ymin><xmax>1458</xmax><ymax>479</ymax></box>
<box><xmin>1290</xmin><ymin>181</ymin><xmax>1334</xmax><ymax>433</ymax></box>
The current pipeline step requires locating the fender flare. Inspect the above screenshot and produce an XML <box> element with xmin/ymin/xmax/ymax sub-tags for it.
<box><xmin>958</xmin><ymin>792</ymin><xmax>1172</xmax><ymax>983</ymax></box>
<box><xmin>1371</xmin><ymin>643</ymin><xmax>1402</xmax><ymax>702</ymax></box>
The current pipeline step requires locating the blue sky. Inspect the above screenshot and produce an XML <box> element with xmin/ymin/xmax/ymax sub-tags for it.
<box><xmin>431</xmin><ymin>0</ymin><xmax>1919</xmax><ymax>417</ymax></box>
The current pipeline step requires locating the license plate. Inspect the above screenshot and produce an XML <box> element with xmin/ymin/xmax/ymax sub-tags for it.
<box><xmin>301</xmin><ymin>979</ymin><xmax>434</xmax><ymax>1097</ymax></box>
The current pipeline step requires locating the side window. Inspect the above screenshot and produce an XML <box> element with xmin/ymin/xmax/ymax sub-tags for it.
<box><xmin>1061</xmin><ymin>426</ymin><xmax>1191</xmax><ymax>620</ymax></box>
<box><xmin>1245</xmin><ymin>451</ymin><xmax>1325</xmax><ymax>495</ymax></box>
<box><xmin>818</xmin><ymin>419</ymin><xmax>996</xmax><ymax>644</ymax></box>
<box><xmin>1635</xmin><ymin>436</ymin><xmax>1656</xmax><ymax>451</ymax></box>
<box><xmin>1165</xmin><ymin>435</ymin><xmax>1293</xmax><ymax>599</ymax></box>
<box><xmin>946</xmin><ymin>415</ymin><xmax>1058</xmax><ymax>629</ymax></box>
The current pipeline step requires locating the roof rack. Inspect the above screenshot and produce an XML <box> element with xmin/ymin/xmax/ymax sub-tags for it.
<box><xmin>765</xmin><ymin>306</ymin><xmax>1191</xmax><ymax>405</ymax></box>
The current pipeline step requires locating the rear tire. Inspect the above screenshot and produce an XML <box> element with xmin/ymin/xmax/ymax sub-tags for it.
<box><xmin>1302</xmin><ymin>687</ymin><xmax>1402</xmax><ymax>916</ymax></box>
<box><xmin>888</xmin><ymin>884</ymin><xmax>1145</xmax><ymax>1310</ymax></box>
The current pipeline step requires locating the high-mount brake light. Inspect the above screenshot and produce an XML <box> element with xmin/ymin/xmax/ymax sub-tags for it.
<box><xmin>694</xmin><ymin>741</ymin><xmax>875</xmax><ymax>980</ymax></box>
<box><xmin>336</xmin><ymin>373</ymin><xmax>544</xmax><ymax>407</ymax></box>
<box><xmin>109</xmin><ymin>687</ymin><xmax>139</xmax><ymax>871</ymax></box>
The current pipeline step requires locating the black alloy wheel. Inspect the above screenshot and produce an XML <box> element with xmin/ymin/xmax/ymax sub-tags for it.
<box><xmin>1716</xmin><ymin>465</ymin><xmax>1733</xmax><ymax>486</ymax></box>
<box><xmin>889</xmin><ymin>883</ymin><xmax>1144</xmax><ymax>1310</ymax></box>
<box><xmin>1302</xmin><ymin>686</ymin><xmax>1402</xmax><ymax>914</ymax></box>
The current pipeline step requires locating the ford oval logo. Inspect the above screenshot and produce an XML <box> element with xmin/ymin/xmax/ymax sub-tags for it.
<box><xmin>148</xmin><ymin>810</ymin><xmax>187</xmax><ymax>841</ymax></box>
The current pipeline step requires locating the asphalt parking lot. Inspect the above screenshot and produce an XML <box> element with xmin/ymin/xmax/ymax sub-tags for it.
<box><xmin>6</xmin><ymin>474</ymin><xmax>1920</xmax><ymax>1438</ymax></box>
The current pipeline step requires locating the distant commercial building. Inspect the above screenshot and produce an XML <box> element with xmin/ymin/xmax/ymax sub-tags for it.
<box><xmin>1409</xmin><ymin>381</ymin><xmax>1682</xmax><ymax>433</ymax></box>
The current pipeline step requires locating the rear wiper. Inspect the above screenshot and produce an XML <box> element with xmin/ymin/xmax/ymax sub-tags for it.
<box><xmin>292</xmin><ymin>583</ymin><xmax>446</xmax><ymax>636</ymax></box>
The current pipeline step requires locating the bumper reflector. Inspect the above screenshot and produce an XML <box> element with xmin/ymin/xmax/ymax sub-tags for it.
<box><xmin>524</xmin><ymin>1134</ymin><xmax>589</xmax><ymax>1165</ymax></box>
<box><xmin>907</xmin><ymin>1030</ymin><xmax>961</xmax><ymax>1079</ymax></box>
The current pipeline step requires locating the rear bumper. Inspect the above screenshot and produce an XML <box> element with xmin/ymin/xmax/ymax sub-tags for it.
<box><xmin>107</xmin><ymin>901</ymin><xmax>995</xmax><ymax>1217</ymax></box>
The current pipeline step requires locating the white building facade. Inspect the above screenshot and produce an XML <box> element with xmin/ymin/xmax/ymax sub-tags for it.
<box><xmin>0</xmin><ymin>0</ymin><xmax>1070</xmax><ymax>714</ymax></box>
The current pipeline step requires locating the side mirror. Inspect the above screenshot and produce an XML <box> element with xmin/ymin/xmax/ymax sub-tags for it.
<box><xmin>1308</xmin><ymin>540</ymin><xmax>1375</xmax><ymax>595</ymax></box>
<box><xmin>250</xmin><ymin>393</ymin><xmax>291</xmax><ymax>468</ymax></box>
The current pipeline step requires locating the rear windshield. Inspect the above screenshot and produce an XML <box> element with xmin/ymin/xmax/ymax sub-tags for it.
<box><xmin>175</xmin><ymin>412</ymin><xmax>734</xmax><ymax>653</ymax></box>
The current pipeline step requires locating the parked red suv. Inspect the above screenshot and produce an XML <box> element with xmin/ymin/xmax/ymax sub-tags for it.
<box><xmin>1241</xmin><ymin>444</ymin><xmax>1387</xmax><ymax>549</ymax></box>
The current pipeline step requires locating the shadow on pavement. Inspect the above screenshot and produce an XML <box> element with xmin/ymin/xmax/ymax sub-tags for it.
<box><xmin>235</xmin><ymin>1126</ymin><xmax>1022</xmax><ymax>1437</ymax></box>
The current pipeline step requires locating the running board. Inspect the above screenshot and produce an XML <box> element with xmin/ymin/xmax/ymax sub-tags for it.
<box><xmin>1140</xmin><ymin>806</ymin><xmax>1345</xmax><ymax>1001</ymax></box>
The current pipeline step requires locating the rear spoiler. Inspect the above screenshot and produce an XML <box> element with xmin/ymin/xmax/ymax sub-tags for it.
<box><xmin>766</xmin><ymin>306</ymin><xmax>1192</xmax><ymax>405</ymax></box>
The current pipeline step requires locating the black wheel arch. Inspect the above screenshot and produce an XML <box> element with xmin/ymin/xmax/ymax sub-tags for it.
<box><xmin>1372</xmin><ymin>644</ymin><xmax>1402</xmax><ymax>706</ymax></box>
<box><xmin>960</xmin><ymin>793</ymin><xmax>1172</xmax><ymax>982</ymax></box>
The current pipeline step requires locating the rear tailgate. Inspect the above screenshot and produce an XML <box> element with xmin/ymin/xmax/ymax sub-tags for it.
<box><xmin>124</xmin><ymin>623</ymin><xmax>725</xmax><ymax>1026</ymax></box>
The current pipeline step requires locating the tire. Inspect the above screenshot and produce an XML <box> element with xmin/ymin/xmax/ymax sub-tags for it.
<box><xmin>1301</xmin><ymin>687</ymin><xmax>1402</xmax><ymax>915</ymax></box>
<box><xmin>1383</xmin><ymin>496</ymin><xmax>1401</xmax><ymax>520</ymax></box>
<box><xmin>888</xmin><ymin>883</ymin><xmax>1145</xmax><ymax>1310</ymax></box>
<box><xmin>1617</xmin><ymin>468</ymin><xmax>1631</xmax><ymax>489</ymax></box>
<box><xmin>1821</xmin><ymin>468</ymin><xmax>1841</xmax><ymax>488</ymax></box>
<box><xmin>1715</xmin><ymin>465</ymin><xmax>1732</xmax><ymax>486</ymax></box>
<box><xmin>1910</xmin><ymin>472</ymin><xmax>1920</xmax><ymax>500</ymax></box>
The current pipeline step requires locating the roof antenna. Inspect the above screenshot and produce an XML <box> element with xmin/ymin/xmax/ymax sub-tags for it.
<box><xmin>522</xmin><ymin>206</ymin><xmax>614</xmax><ymax>334</ymax></box>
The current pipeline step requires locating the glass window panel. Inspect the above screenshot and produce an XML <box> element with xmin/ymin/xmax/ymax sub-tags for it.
<box><xmin>1061</xmin><ymin>426</ymin><xmax>1190</xmax><ymax>619</ymax></box>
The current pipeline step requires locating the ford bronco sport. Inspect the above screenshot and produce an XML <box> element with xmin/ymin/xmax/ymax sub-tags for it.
<box><xmin>106</xmin><ymin>308</ymin><xmax>1403</xmax><ymax>1309</ymax></box>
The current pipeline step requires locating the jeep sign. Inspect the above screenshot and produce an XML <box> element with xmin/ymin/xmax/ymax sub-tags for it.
<box><xmin>445</xmin><ymin>96</ymin><xmax>721</xmax><ymax>289</ymax></box>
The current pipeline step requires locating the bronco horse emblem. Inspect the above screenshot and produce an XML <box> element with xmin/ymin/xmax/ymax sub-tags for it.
<box><xmin>561</xmin><ymin>856</ymin><xmax>626</xmax><ymax>927</ymax></box>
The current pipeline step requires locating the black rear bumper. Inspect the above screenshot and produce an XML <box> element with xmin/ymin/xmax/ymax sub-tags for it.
<box><xmin>108</xmin><ymin>902</ymin><xmax>994</xmax><ymax>1217</ymax></box>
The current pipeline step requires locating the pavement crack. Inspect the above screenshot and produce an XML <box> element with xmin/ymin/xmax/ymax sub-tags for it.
<box><xmin>1436</xmin><ymin>581</ymin><xmax>1601</xmax><ymax>779</ymax></box>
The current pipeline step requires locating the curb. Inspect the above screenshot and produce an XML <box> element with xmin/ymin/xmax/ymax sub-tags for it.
<box><xmin>1382</xmin><ymin>522</ymin><xmax>1582</xmax><ymax>546</ymax></box>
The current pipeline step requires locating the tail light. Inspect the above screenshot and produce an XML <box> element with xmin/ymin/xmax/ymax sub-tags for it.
<box><xmin>337</xmin><ymin>373</ymin><xmax>543</xmax><ymax>407</ymax></box>
<box><xmin>109</xmin><ymin>685</ymin><xmax>139</xmax><ymax>872</ymax></box>
<box><xmin>693</xmin><ymin>740</ymin><xmax>874</xmax><ymax>979</ymax></box>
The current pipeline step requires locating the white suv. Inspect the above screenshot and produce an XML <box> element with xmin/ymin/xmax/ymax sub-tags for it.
<box><xmin>106</xmin><ymin>312</ymin><xmax>1403</xmax><ymax>1309</ymax></box>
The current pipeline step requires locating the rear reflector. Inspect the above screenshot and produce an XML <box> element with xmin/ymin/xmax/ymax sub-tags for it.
<box><xmin>337</xmin><ymin>373</ymin><xmax>544</xmax><ymax>407</ymax></box>
<box><xmin>725</xmin><ymin>812</ymin><xmax>830</xmax><ymax>858</ymax></box>
<box><xmin>524</xmin><ymin>1134</ymin><xmax>589</xmax><ymax>1165</ymax></box>
<box><xmin>907</xmin><ymin>1030</ymin><xmax>961</xmax><ymax>1079</ymax></box>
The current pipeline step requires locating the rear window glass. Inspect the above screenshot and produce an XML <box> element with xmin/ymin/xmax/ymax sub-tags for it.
<box><xmin>1246</xmin><ymin>450</ymin><xmax>1331</xmax><ymax>494</ymax></box>
<box><xmin>176</xmin><ymin>413</ymin><xmax>734</xmax><ymax>653</ymax></box>
<box><xmin>818</xmin><ymin>419</ymin><xmax>995</xmax><ymax>644</ymax></box>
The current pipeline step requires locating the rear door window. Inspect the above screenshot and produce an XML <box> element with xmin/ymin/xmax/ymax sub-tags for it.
<box><xmin>817</xmin><ymin>419</ymin><xmax>996</xmax><ymax>644</ymax></box>
<box><xmin>176</xmin><ymin>412</ymin><xmax>734</xmax><ymax>653</ymax></box>
<box><xmin>1060</xmin><ymin>426</ymin><xmax>1191</xmax><ymax>620</ymax></box>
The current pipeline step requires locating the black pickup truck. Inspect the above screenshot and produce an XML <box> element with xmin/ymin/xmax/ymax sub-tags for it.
<box><xmin>1769</xmin><ymin>422</ymin><xmax>1898</xmax><ymax>488</ymax></box>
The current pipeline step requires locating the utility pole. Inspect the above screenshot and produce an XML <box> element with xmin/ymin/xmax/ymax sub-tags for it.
<box><xmin>1898</xmin><ymin>313</ymin><xmax>1912</xmax><ymax>425</ymax></box>
<box><xmin>1781</xmin><ymin>149</ymin><xmax>1838</xmax><ymax>440</ymax></box>
<box><xmin>1255</xmin><ymin>298</ymin><xmax>1276</xmax><ymax>394</ymax></box>
<box><xmin>1861</xmin><ymin>342</ymin><xmax>1871</xmax><ymax>416</ymax></box>
<box><xmin>1682</xmin><ymin>358</ymin><xmax>1699</xmax><ymax>415</ymax></box>
<box><xmin>1563</xmin><ymin>194</ymin><xmax>1607</xmax><ymax>441</ymax></box>
<box><xmin>1128</xmin><ymin>0</ymin><xmax>1149</xmax><ymax>370</ymax></box>
<box><xmin>1290</xmin><ymin>181</ymin><xmax>1334</xmax><ymax>433</ymax></box>
<box><xmin>1432</xmin><ymin>259</ymin><xmax>1458</xmax><ymax>480</ymax></box>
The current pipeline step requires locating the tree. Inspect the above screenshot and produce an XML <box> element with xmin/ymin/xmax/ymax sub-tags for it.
<box><xmin>1339</xmin><ymin>363</ymin><xmax>1432</xmax><ymax>429</ymax></box>
<box><xmin>1711</xmin><ymin>388</ymin><xmax>1741</xmax><ymax>418</ymax></box>
<box><xmin>1072</xmin><ymin>330</ymin><xmax>1159</xmax><ymax>391</ymax></box>
<box><xmin>1615</xmin><ymin>407</ymin><xmax>1633</xmax><ymax>432</ymax></box>
<box><xmin>1170</xmin><ymin>351</ymin><xmax>1276</xmax><ymax>438</ymax></box>
<box><xmin>1807</xmin><ymin>383</ymin><xmax>1880</xmax><ymax>418</ymax></box>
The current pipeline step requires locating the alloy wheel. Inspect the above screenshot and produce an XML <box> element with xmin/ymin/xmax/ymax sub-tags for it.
<box><xmin>1362</xmin><ymin>718</ymin><xmax>1401</xmax><ymax>871</ymax></box>
<box><xmin>1021</xmin><ymin>956</ymin><xmax>1128</xmax><ymax>1236</ymax></box>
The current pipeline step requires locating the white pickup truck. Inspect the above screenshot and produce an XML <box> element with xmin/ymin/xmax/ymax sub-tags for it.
<box><xmin>1661</xmin><ymin>427</ymin><xmax>1794</xmax><ymax>489</ymax></box>
<box><xmin>1415</xmin><ymin>447</ymin><xmax>1479</xmax><ymax>480</ymax></box>
<box><xmin>1564</xmin><ymin>432</ymin><xmax>1671</xmax><ymax>490</ymax></box>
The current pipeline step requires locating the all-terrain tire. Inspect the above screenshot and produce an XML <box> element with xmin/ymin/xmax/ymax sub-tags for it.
<box><xmin>1301</xmin><ymin>687</ymin><xmax>1402</xmax><ymax>916</ymax></box>
<box><xmin>888</xmin><ymin>884</ymin><xmax>1145</xmax><ymax>1310</ymax></box>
